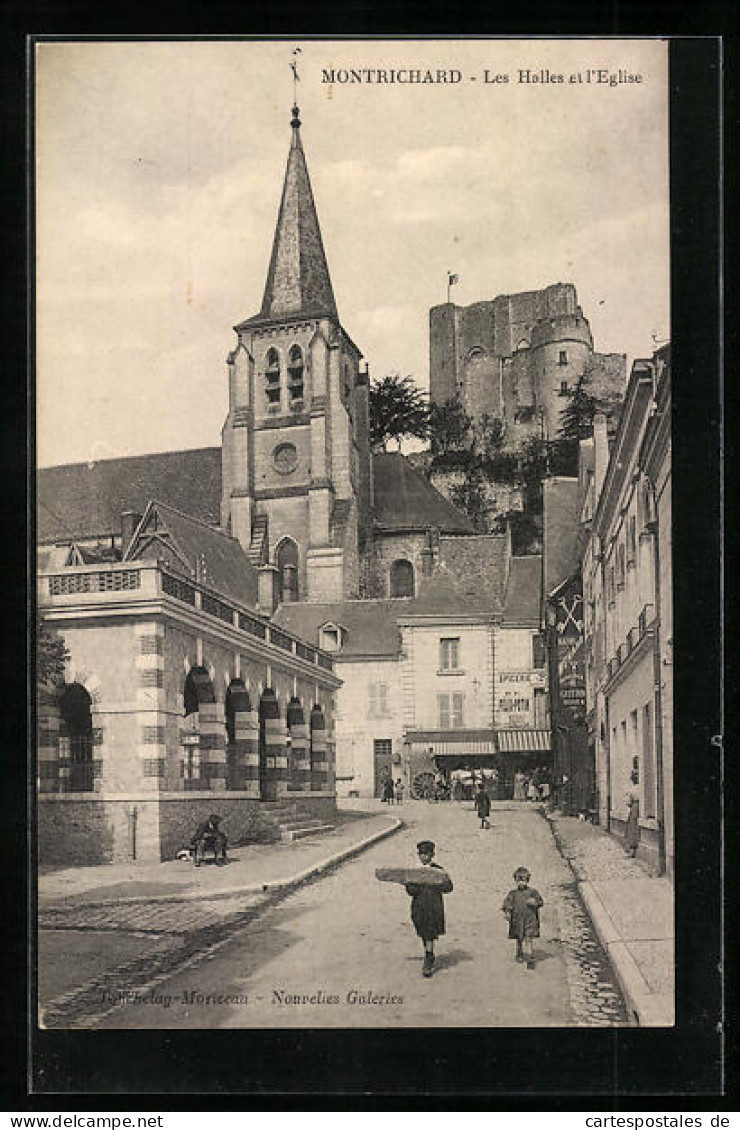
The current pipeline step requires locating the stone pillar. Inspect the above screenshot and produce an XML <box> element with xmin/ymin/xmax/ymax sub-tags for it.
<box><xmin>310</xmin><ymin>708</ymin><xmax>328</xmax><ymax>792</ymax></box>
<box><xmin>135</xmin><ymin>621</ymin><xmax>167</xmax><ymax>791</ymax></box>
<box><xmin>230</xmin><ymin>707</ymin><xmax>260</xmax><ymax>797</ymax></box>
<box><xmin>198</xmin><ymin>701</ymin><xmax>227</xmax><ymax>790</ymax></box>
<box><xmin>37</xmin><ymin>687</ymin><xmax>61</xmax><ymax>794</ymax></box>
<box><xmin>288</xmin><ymin>723</ymin><xmax>310</xmax><ymax>791</ymax></box>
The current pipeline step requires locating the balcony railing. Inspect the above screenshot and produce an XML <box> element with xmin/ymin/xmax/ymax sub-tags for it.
<box><xmin>40</xmin><ymin>561</ymin><xmax>334</xmax><ymax>674</ymax></box>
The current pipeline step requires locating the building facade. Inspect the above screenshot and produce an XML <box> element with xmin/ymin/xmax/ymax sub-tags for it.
<box><xmin>580</xmin><ymin>347</ymin><xmax>672</xmax><ymax>874</ymax></box>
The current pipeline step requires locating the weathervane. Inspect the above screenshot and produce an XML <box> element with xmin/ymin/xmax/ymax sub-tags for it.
<box><xmin>291</xmin><ymin>47</ymin><xmax>302</xmax><ymax>107</ymax></box>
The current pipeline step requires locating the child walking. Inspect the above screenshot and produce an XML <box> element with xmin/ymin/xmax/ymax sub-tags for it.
<box><xmin>405</xmin><ymin>840</ymin><xmax>453</xmax><ymax>978</ymax></box>
<box><xmin>474</xmin><ymin>781</ymin><xmax>491</xmax><ymax>829</ymax></box>
<box><xmin>502</xmin><ymin>866</ymin><xmax>544</xmax><ymax>970</ymax></box>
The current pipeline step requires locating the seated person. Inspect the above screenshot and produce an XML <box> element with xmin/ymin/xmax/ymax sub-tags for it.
<box><xmin>191</xmin><ymin>813</ymin><xmax>228</xmax><ymax>865</ymax></box>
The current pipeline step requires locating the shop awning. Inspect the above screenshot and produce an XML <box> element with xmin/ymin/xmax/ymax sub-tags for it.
<box><xmin>496</xmin><ymin>729</ymin><xmax>551</xmax><ymax>753</ymax></box>
<box><xmin>406</xmin><ymin>730</ymin><xmax>496</xmax><ymax>756</ymax></box>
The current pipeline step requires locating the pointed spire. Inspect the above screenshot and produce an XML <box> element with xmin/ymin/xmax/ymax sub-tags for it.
<box><xmin>257</xmin><ymin>105</ymin><xmax>338</xmax><ymax>324</ymax></box>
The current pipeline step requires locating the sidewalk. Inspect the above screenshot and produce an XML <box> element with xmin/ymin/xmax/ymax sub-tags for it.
<box><xmin>39</xmin><ymin>808</ymin><xmax>401</xmax><ymax>910</ymax></box>
<box><xmin>38</xmin><ymin>808</ymin><xmax>402</xmax><ymax>1022</ymax></box>
<box><xmin>548</xmin><ymin>813</ymin><xmax>674</xmax><ymax>1027</ymax></box>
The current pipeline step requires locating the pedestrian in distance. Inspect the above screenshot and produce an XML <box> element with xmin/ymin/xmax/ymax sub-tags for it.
<box><xmin>624</xmin><ymin>766</ymin><xmax>640</xmax><ymax>857</ymax></box>
<box><xmin>474</xmin><ymin>780</ymin><xmax>491</xmax><ymax>829</ymax></box>
<box><xmin>382</xmin><ymin>775</ymin><xmax>395</xmax><ymax>805</ymax></box>
<box><xmin>394</xmin><ymin>778</ymin><xmax>405</xmax><ymax>805</ymax></box>
<box><xmin>527</xmin><ymin>769</ymin><xmax>540</xmax><ymax>803</ymax></box>
<box><xmin>405</xmin><ymin>840</ymin><xmax>454</xmax><ymax>978</ymax></box>
<box><xmin>502</xmin><ymin>866</ymin><xmax>544</xmax><ymax>970</ymax></box>
<box><xmin>513</xmin><ymin>769</ymin><xmax>527</xmax><ymax>801</ymax></box>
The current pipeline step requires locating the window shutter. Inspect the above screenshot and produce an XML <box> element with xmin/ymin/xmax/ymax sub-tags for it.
<box><xmin>438</xmin><ymin>694</ymin><xmax>450</xmax><ymax>728</ymax></box>
<box><xmin>452</xmin><ymin>693</ymin><xmax>464</xmax><ymax>728</ymax></box>
<box><xmin>379</xmin><ymin>684</ymin><xmax>388</xmax><ymax>714</ymax></box>
<box><xmin>369</xmin><ymin>683</ymin><xmax>377</xmax><ymax>715</ymax></box>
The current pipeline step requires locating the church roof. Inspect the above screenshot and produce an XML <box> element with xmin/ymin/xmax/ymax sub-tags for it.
<box><xmin>502</xmin><ymin>555</ymin><xmax>542</xmax><ymax>626</ymax></box>
<box><xmin>37</xmin><ymin>448</ymin><xmax>474</xmax><ymax>545</ymax></box>
<box><xmin>125</xmin><ymin>500</ymin><xmax>258</xmax><ymax>607</ymax></box>
<box><xmin>237</xmin><ymin>107</ymin><xmax>338</xmax><ymax>330</ymax></box>
<box><xmin>372</xmin><ymin>452</ymin><xmax>475</xmax><ymax>533</ymax></box>
<box><xmin>37</xmin><ymin>447</ymin><xmax>222</xmax><ymax>544</ymax></box>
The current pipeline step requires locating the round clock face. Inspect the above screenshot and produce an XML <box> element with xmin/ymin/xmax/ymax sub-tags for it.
<box><xmin>273</xmin><ymin>442</ymin><xmax>298</xmax><ymax>475</ymax></box>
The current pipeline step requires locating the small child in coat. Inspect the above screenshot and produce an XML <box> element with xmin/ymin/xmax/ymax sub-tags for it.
<box><xmin>406</xmin><ymin>840</ymin><xmax>453</xmax><ymax>978</ymax></box>
<box><xmin>502</xmin><ymin>866</ymin><xmax>544</xmax><ymax>970</ymax></box>
<box><xmin>474</xmin><ymin>782</ymin><xmax>491</xmax><ymax>829</ymax></box>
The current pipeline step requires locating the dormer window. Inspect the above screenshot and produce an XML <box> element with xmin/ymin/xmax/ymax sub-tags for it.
<box><xmin>288</xmin><ymin>345</ymin><xmax>304</xmax><ymax>406</ymax></box>
<box><xmin>319</xmin><ymin>622</ymin><xmax>346</xmax><ymax>652</ymax></box>
<box><xmin>265</xmin><ymin>348</ymin><xmax>281</xmax><ymax>408</ymax></box>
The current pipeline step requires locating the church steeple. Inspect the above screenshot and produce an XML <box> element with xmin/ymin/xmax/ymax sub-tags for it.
<box><xmin>254</xmin><ymin>105</ymin><xmax>337</xmax><ymax>325</ymax></box>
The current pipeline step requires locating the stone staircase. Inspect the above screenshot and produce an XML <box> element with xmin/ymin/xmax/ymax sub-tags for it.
<box><xmin>260</xmin><ymin>801</ymin><xmax>334</xmax><ymax>843</ymax></box>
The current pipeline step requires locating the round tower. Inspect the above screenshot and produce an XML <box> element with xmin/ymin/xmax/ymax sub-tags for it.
<box><xmin>529</xmin><ymin>312</ymin><xmax>593</xmax><ymax>437</ymax></box>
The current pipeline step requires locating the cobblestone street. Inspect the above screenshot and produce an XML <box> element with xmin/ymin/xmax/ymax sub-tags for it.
<box><xmin>40</xmin><ymin>802</ymin><xmax>627</xmax><ymax>1028</ymax></box>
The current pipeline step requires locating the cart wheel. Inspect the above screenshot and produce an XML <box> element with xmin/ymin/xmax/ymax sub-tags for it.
<box><xmin>411</xmin><ymin>771</ymin><xmax>436</xmax><ymax>800</ymax></box>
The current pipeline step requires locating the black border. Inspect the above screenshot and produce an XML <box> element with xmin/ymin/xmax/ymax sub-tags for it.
<box><xmin>10</xmin><ymin>31</ymin><xmax>725</xmax><ymax>1105</ymax></box>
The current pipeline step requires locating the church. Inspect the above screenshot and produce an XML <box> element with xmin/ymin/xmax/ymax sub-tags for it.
<box><xmin>37</xmin><ymin>102</ymin><xmax>549</xmax><ymax>864</ymax></box>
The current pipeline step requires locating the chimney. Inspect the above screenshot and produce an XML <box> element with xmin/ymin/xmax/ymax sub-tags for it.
<box><xmin>121</xmin><ymin>511</ymin><xmax>142</xmax><ymax>555</ymax></box>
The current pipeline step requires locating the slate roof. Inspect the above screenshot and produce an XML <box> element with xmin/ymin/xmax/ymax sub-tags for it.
<box><xmin>543</xmin><ymin>478</ymin><xmax>581</xmax><ymax>597</ymax></box>
<box><xmin>372</xmin><ymin>452</ymin><xmax>474</xmax><ymax>533</ymax></box>
<box><xmin>127</xmin><ymin>500</ymin><xmax>258</xmax><ymax>607</ymax></box>
<box><xmin>237</xmin><ymin>109</ymin><xmax>338</xmax><ymax>329</ymax></box>
<box><xmin>273</xmin><ymin>600</ymin><xmax>402</xmax><ymax>658</ymax></box>
<box><xmin>37</xmin><ymin>447</ymin><xmax>223</xmax><ymax>544</ymax></box>
<box><xmin>502</xmin><ymin>556</ymin><xmax>542</xmax><ymax>626</ymax></box>
<box><xmin>437</xmin><ymin>534</ymin><xmax>508</xmax><ymax>611</ymax></box>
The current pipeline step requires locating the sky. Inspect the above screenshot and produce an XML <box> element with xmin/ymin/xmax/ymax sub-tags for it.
<box><xmin>36</xmin><ymin>39</ymin><xmax>669</xmax><ymax>468</ymax></box>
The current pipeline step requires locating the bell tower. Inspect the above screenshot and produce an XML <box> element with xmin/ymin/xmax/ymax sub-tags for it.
<box><xmin>221</xmin><ymin>105</ymin><xmax>373</xmax><ymax>611</ymax></box>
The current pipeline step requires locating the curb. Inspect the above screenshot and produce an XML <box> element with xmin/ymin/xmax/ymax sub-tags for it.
<box><xmin>40</xmin><ymin>818</ymin><xmax>404</xmax><ymax>910</ymax></box>
<box><xmin>546</xmin><ymin>814</ymin><xmax>673</xmax><ymax>1028</ymax></box>
<box><xmin>577</xmin><ymin>882</ymin><xmax>672</xmax><ymax>1027</ymax></box>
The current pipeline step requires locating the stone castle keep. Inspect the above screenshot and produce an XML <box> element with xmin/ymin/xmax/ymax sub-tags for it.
<box><xmin>430</xmin><ymin>283</ymin><xmax>625</xmax><ymax>446</ymax></box>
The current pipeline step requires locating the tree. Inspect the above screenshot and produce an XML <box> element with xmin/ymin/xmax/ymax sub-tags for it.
<box><xmin>555</xmin><ymin>374</ymin><xmax>600</xmax><ymax>474</ymax></box>
<box><xmin>37</xmin><ymin>610</ymin><xmax>69</xmax><ymax>687</ymax></box>
<box><xmin>428</xmin><ymin>394</ymin><xmax>473</xmax><ymax>457</ymax></box>
<box><xmin>369</xmin><ymin>374</ymin><xmax>429</xmax><ymax>452</ymax></box>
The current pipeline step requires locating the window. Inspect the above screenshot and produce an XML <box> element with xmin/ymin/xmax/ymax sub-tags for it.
<box><xmin>369</xmin><ymin>682</ymin><xmax>389</xmax><ymax>716</ymax></box>
<box><xmin>389</xmin><ymin>559</ymin><xmax>415</xmax><ymax>598</ymax></box>
<box><xmin>627</xmin><ymin>515</ymin><xmax>637</xmax><ymax>564</ymax></box>
<box><xmin>642</xmin><ymin>702</ymin><xmax>656</xmax><ymax>818</ymax></box>
<box><xmin>559</xmin><ymin>350</ymin><xmax>568</xmax><ymax>366</ymax></box>
<box><xmin>617</xmin><ymin>545</ymin><xmax>626</xmax><ymax>589</ymax></box>
<box><xmin>438</xmin><ymin>692</ymin><xmax>463</xmax><ymax>729</ymax></box>
<box><xmin>560</xmin><ymin>379</ymin><xmax>569</xmax><ymax>395</ymax></box>
<box><xmin>265</xmin><ymin>348</ymin><xmax>281</xmax><ymax>407</ymax></box>
<box><xmin>440</xmin><ymin>637</ymin><xmax>460</xmax><ymax>671</ymax></box>
<box><xmin>320</xmin><ymin>624</ymin><xmax>344</xmax><ymax>652</ymax></box>
<box><xmin>288</xmin><ymin>345</ymin><xmax>304</xmax><ymax>405</ymax></box>
<box><xmin>276</xmin><ymin>539</ymin><xmax>299</xmax><ymax>602</ymax></box>
<box><xmin>532</xmin><ymin>634</ymin><xmax>546</xmax><ymax>668</ymax></box>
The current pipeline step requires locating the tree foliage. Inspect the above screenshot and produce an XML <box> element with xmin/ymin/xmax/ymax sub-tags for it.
<box><xmin>428</xmin><ymin>394</ymin><xmax>473</xmax><ymax>457</ymax></box>
<box><xmin>37</xmin><ymin>610</ymin><xmax>69</xmax><ymax>687</ymax></box>
<box><xmin>369</xmin><ymin>374</ymin><xmax>429</xmax><ymax>452</ymax></box>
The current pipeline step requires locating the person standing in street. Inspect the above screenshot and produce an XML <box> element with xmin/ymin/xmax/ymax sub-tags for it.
<box><xmin>405</xmin><ymin>840</ymin><xmax>454</xmax><ymax>978</ymax></box>
<box><xmin>502</xmin><ymin>866</ymin><xmax>544</xmax><ymax>970</ymax></box>
<box><xmin>394</xmin><ymin>778</ymin><xmax>405</xmax><ymax>805</ymax></box>
<box><xmin>382</xmin><ymin>775</ymin><xmax>395</xmax><ymax>805</ymax></box>
<box><xmin>624</xmin><ymin>766</ymin><xmax>640</xmax><ymax>857</ymax></box>
<box><xmin>513</xmin><ymin>769</ymin><xmax>527</xmax><ymax>801</ymax></box>
<box><xmin>474</xmin><ymin>780</ymin><xmax>491</xmax><ymax>829</ymax></box>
